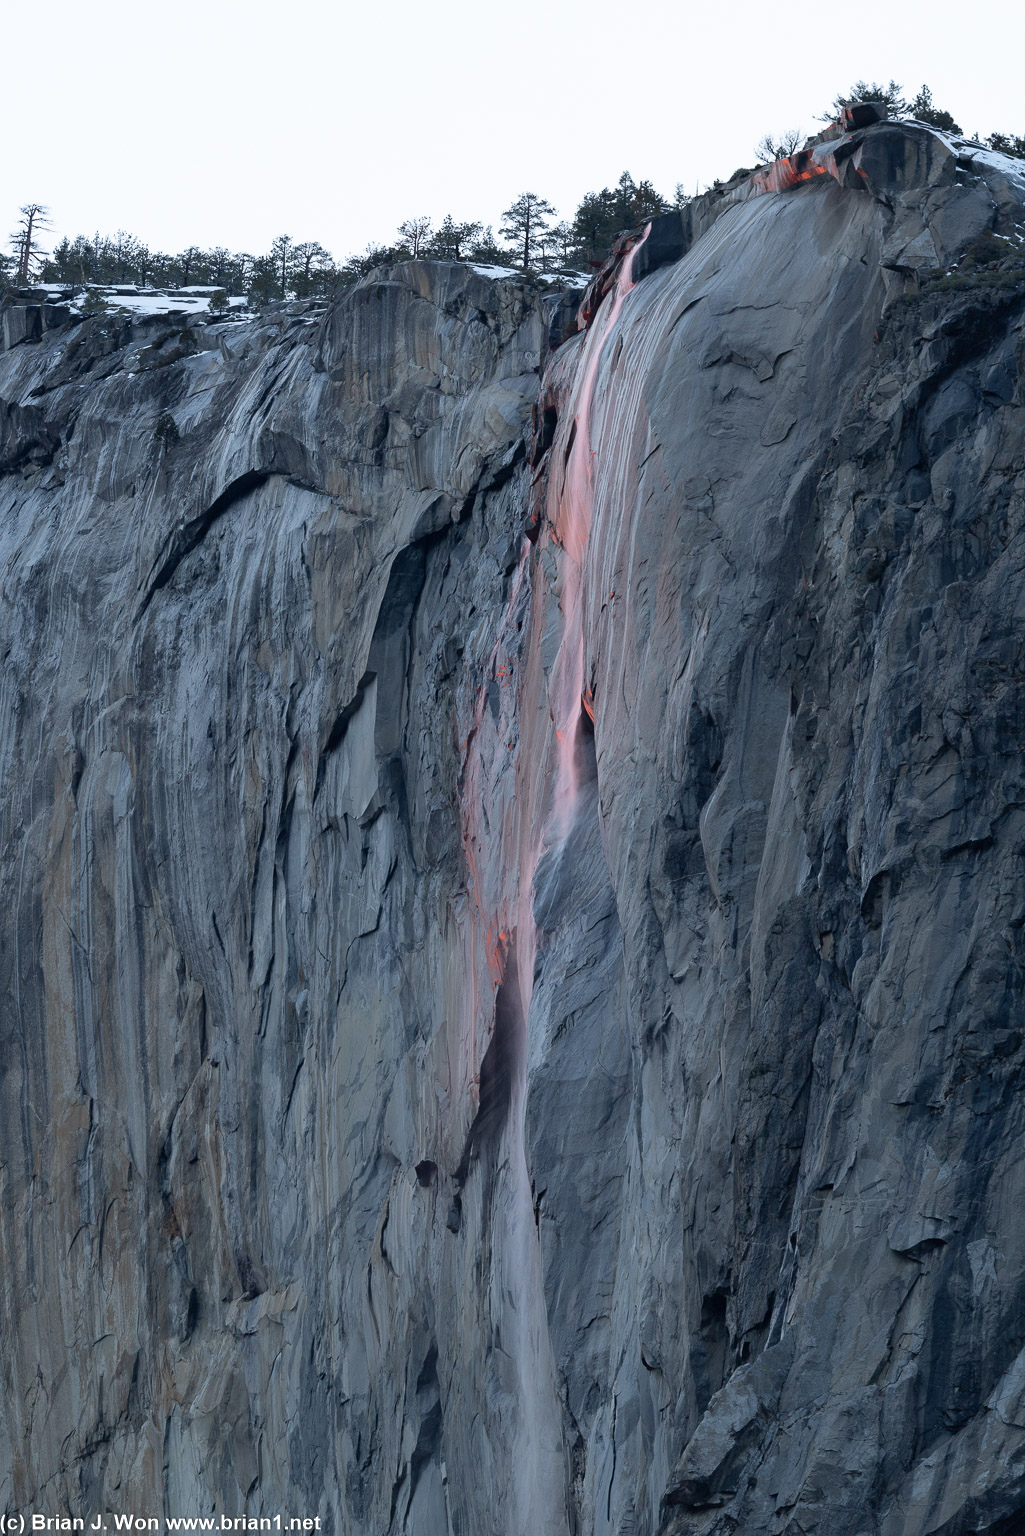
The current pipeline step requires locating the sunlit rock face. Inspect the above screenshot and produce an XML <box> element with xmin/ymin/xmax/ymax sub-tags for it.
<box><xmin>1</xmin><ymin>123</ymin><xmax>1025</xmax><ymax>1536</ymax></box>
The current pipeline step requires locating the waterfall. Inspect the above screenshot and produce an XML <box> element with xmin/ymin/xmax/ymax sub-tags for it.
<box><xmin>454</xmin><ymin>228</ymin><xmax>652</xmax><ymax>1534</ymax></box>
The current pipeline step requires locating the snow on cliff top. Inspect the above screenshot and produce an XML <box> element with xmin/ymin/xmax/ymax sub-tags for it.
<box><xmin>28</xmin><ymin>285</ymin><xmax>249</xmax><ymax>319</ymax></box>
<box><xmin>921</xmin><ymin>131</ymin><xmax>1025</xmax><ymax>191</ymax></box>
<box><xmin>470</xmin><ymin>263</ymin><xmax>525</xmax><ymax>280</ymax></box>
<box><xmin>959</xmin><ymin>145</ymin><xmax>1025</xmax><ymax>191</ymax></box>
<box><xmin>470</xmin><ymin>264</ymin><xmax>590</xmax><ymax>288</ymax></box>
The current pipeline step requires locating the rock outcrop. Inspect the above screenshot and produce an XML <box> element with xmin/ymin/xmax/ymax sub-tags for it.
<box><xmin>1</xmin><ymin>121</ymin><xmax>1024</xmax><ymax>1536</ymax></box>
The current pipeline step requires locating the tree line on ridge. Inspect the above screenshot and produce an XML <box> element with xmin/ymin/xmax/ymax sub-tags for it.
<box><xmin>4</xmin><ymin>81</ymin><xmax>1022</xmax><ymax>308</ymax></box>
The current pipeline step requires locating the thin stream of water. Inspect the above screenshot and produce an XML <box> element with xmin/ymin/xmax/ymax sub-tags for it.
<box><xmin>453</xmin><ymin>229</ymin><xmax>651</xmax><ymax>1533</ymax></box>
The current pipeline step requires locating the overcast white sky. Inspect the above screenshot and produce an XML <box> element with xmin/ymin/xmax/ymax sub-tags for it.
<box><xmin>5</xmin><ymin>0</ymin><xmax>1024</xmax><ymax>263</ymax></box>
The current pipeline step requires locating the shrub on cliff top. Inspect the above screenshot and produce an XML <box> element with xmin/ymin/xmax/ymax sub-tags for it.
<box><xmin>988</xmin><ymin>132</ymin><xmax>1025</xmax><ymax>159</ymax></box>
<box><xmin>818</xmin><ymin>80</ymin><xmax>960</xmax><ymax>134</ymax></box>
<box><xmin>821</xmin><ymin>79</ymin><xmax>908</xmax><ymax>121</ymax></box>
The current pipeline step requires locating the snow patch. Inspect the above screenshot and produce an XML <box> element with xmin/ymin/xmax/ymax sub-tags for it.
<box><xmin>469</xmin><ymin>264</ymin><xmax>589</xmax><ymax>289</ymax></box>
<box><xmin>960</xmin><ymin>145</ymin><xmax>1025</xmax><ymax>188</ymax></box>
<box><xmin>470</xmin><ymin>263</ymin><xmax>522</xmax><ymax>280</ymax></box>
<box><xmin>919</xmin><ymin>130</ymin><xmax>1025</xmax><ymax>188</ymax></box>
<box><xmin>26</xmin><ymin>285</ymin><xmax>250</xmax><ymax>320</ymax></box>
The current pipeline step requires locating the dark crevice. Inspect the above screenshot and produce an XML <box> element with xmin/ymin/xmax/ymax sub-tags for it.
<box><xmin>315</xmin><ymin>670</ymin><xmax>377</xmax><ymax>798</ymax></box>
<box><xmin>210</xmin><ymin>909</ymin><xmax>227</xmax><ymax>958</ymax></box>
<box><xmin>184</xmin><ymin>1286</ymin><xmax>199</xmax><ymax>1339</ymax></box>
<box><xmin>405</xmin><ymin>1401</ymin><xmax>443</xmax><ymax>1521</ymax></box>
<box><xmin>387</xmin><ymin>1467</ymin><xmax>407</xmax><ymax>1531</ymax></box>
<box><xmin>479</xmin><ymin>438</ymin><xmax>526</xmax><ymax>497</ymax></box>
<box><xmin>367</xmin><ymin>518</ymin><xmax>465</xmax><ymax>866</ymax></box>
<box><xmin>693</xmin><ymin>1288</ymin><xmax>731</xmax><ymax>1413</ymax></box>
<box><xmin>452</xmin><ymin>939</ymin><xmax>524</xmax><ymax>1189</ymax></box>
<box><xmin>136</xmin><ymin>469</ymin><xmax>271</xmax><ymax>616</ymax></box>
<box><xmin>282</xmin><ymin>1056</ymin><xmax>305</xmax><ymax>1123</ymax></box>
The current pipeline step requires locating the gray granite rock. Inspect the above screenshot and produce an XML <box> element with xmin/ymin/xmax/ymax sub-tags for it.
<box><xmin>0</xmin><ymin>125</ymin><xmax>1024</xmax><ymax>1536</ymax></box>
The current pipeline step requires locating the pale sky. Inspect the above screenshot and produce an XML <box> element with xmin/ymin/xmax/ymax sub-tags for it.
<box><xmin>5</xmin><ymin>0</ymin><xmax>1024</xmax><ymax>264</ymax></box>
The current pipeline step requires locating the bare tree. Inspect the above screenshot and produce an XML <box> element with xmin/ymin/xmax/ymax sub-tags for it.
<box><xmin>754</xmin><ymin>129</ymin><xmax>803</xmax><ymax>163</ymax></box>
<box><xmin>11</xmin><ymin>203</ymin><xmax>51</xmax><ymax>283</ymax></box>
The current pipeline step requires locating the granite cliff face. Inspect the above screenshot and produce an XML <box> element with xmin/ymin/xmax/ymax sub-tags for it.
<box><xmin>2</xmin><ymin>121</ymin><xmax>1025</xmax><ymax>1536</ymax></box>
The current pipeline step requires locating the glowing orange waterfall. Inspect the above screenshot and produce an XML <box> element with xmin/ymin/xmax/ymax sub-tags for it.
<box><xmin>449</xmin><ymin>227</ymin><xmax>651</xmax><ymax>1534</ymax></box>
<box><xmin>456</xmin><ymin>225</ymin><xmax>652</xmax><ymax>1104</ymax></box>
<box><xmin>547</xmin><ymin>227</ymin><xmax>650</xmax><ymax>845</ymax></box>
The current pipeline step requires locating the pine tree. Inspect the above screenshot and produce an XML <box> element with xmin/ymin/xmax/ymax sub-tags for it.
<box><xmin>468</xmin><ymin>226</ymin><xmax>505</xmax><ymax>264</ymax></box>
<box><xmin>908</xmin><ymin>86</ymin><xmax>961</xmax><ymax>133</ymax></box>
<box><xmin>571</xmin><ymin>189</ymin><xmax>618</xmax><ymax>265</ymax></box>
<box><xmin>397</xmin><ymin>217</ymin><xmax>432</xmax><ymax>258</ymax></box>
<box><xmin>631</xmin><ymin>178</ymin><xmax>671</xmax><ymax>222</ymax></box>
<box><xmin>248</xmin><ymin>253</ymin><xmax>282</xmax><ymax>304</ymax></box>
<box><xmin>819</xmin><ymin>79</ymin><xmax>961</xmax><ymax>133</ymax></box>
<box><xmin>270</xmin><ymin>235</ymin><xmax>293</xmax><ymax>296</ymax></box>
<box><xmin>987</xmin><ymin>132</ymin><xmax>1025</xmax><ymax>159</ymax></box>
<box><xmin>208</xmin><ymin>248</ymin><xmax>236</xmax><ymax>287</ymax></box>
<box><xmin>550</xmin><ymin>221</ymin><xmax>574</xmax><ymax>265</ymax></box>
<box><xmin>109</xmin><ymin>231</ymin><xmax>145</xmax><ymax>283</ymax></box>
<box><xmin>499</xmin><ymin>193</ymin><xmax>555</xmax><ymax>271</ymax></box>
<box><xmin>613</xmin><ymin>172</ymin><xmax>638</xmax><ymax>228</ymax></box>
<box><xmin>821</xmin><ymin>80</ymin><xmax>908</xmax><ymax>122</ymax></box>
<box><xmin>291</xmin><ymin>241</ymin><xmax>336</xmax><ymax>296</ymax></box>
<box><xmin>428</xmin><ymin>216</ymin><xmax>482</xmax><ymax>262</ymax></box>
<box><xmin>174</xmin><ymin>246</ymin><xmax>205</xmax><ymax>287</ymax></box>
